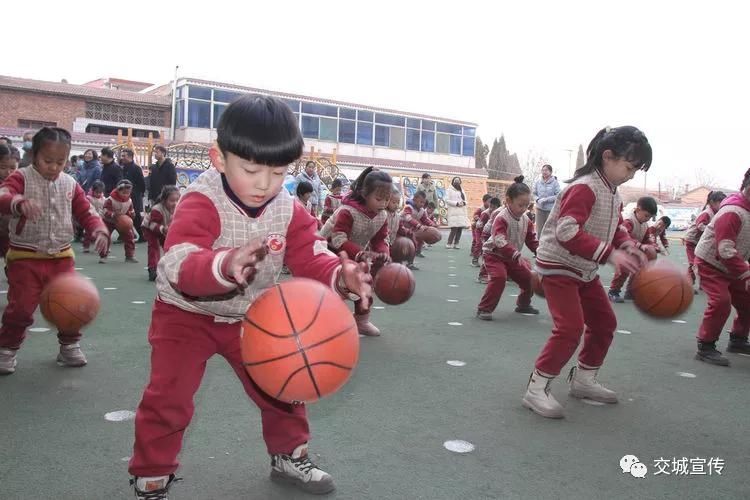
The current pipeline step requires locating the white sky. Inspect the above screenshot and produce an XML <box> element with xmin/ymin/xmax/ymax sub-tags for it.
<box><xmin>5</xmin><ymin>1</ymin><xmax>748</xmax><ymax>190</ymax></box>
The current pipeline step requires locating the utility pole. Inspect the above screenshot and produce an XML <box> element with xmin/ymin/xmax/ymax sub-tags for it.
<box><xmin>170</xmin><ymin>65</ymin><xmax>179</xmax><ymax>141</ymax></box>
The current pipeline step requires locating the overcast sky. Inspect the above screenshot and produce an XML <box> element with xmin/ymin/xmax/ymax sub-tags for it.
<box><xmin>5</xmin><ymin>1</ymin><xmax>748</xmax><ymax>190</ymax></box>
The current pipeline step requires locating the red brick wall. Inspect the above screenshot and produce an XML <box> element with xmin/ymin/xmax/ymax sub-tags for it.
<box><xmin>0</xmin><ymin>89</ymin><xmax>86</xmax><ymax>130</ymax></box>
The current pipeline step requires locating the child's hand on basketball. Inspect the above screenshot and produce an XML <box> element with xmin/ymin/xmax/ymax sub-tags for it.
<box><xmin>94</xmin><ymin>230</ymin><xmax>110</xmax><ymax>255</ymax></box>
<box><xmin>608</xmin><ymin>249</ymin><xmax>641</xmax><ymax>274</ymax></box>
<box><xmin>224</xmin><ymin>243</ymin><xmax>268</xmax><ymax>287</ymax></box>
<box><xmin>623</xmin><ymin>245</ymin><xmax>648</xmax><ymax>266</ymax></box>
<box><xmin>641</xmin><ymin>244</ymin><xmax>658</xmax><ymax>261</ymax></box>
<box><xmin>373</xmin><ymin>252</ymin><xmax>391</xmax><ymax>265</ymax></box>
<box><xmin>18</xmin><ymin>198</ymin><xmax>42</xmax><ymax>222</ymax></box>
<box><xmin>337</xmin><ymin>252</ymin><xmax>372</xmax><ymax>301</ymax></box>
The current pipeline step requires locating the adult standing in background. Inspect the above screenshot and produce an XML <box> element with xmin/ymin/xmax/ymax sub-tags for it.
<box><xmin>532</xmin><ymin>164</ymin><xmax>561</xmax><ymax>233</ymax></box>
<box><xmin>18</xmin><ymin>131</ymin><xmax>34</xmax><ymax>168</ymax></box>
<box><xmin>419</xmin><ymin>173</ymin><xmax>439</xmax><ymax>207</ymax></box>
<box><xmin>148</xmin><ymin>145</ymin><xmax>177</xmax><ymax>204</ymax></box>
<box><xmin>296</xmin><ymin>161</ymin><xmax>325</xmax><ymax>216</ymax></box>
<box><xmin>100</xmin><ymin>147</ymin><xmax>122</xmax><ymax>194</ymax></box>
<box><xmin>120</xmin><ymin>148</ymin><xmax>146</xmax><ymax>241</ymax></box>
<box><xmin>77</xmin><ymin>149</ymin><xmax>102</xmax><ymax>193</ymax></box>
<box><xmin>445</xmin><ymin>176</ymin><xmax>469</xmax><ymax>249</ymax></box>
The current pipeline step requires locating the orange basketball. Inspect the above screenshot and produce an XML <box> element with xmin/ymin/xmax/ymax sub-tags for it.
<box><xmin>40</xmin><ymin>273</ymin><xmax>101</xmax><ymax>333</ymax></box>
<box><xmin>241</xmin><ymin>279</ymin><xmax>359</xmax><ymax>403</ymax></box>
<box><xmin>390</xmin><ymin>236</ymin><xmax>416</xmax><ymax>263</ymax></box>
<box><xmin>531</xmin><ymin>271</ymin><xmax>545</xmax><ymax>298</ymax></box>
<box><xmin>373</xmin><ymin>263</ymin><xmax>415</xmax><ymax>305</ymax></box>
<box><xmin>115</xmin><ymin>214</ymin><xmax>133</xmax><ymax>234</ymax></box>
<box><xmin>415</xmin><ymin>226</ymin><xmax>441</xmax><ymax>244</ymax></box>
<box><xmin>630</xmin><ymin>260</ymin><xmax>693</xmax><ymax>318</ymax></box>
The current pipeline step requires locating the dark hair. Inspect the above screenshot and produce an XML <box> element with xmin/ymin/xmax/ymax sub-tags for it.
<box><xmin>489</xmin><ymin>197</ymin><xmax>501</xmax><ymax>208</ymax></box>
<box><xmin>427</xmin><ymin>202</ymin><xmax>436</xmax><ymax>209</ymax></box>
<box><xmin>100</xmin><ymin>147</ymin><xmax>115</xmax><ymax>159</ymax></box>
<box><xmin>0</xmin><ymin>137</ymin><xmax>11</xmax><ymax>145</ymax></box>
<box><xmin>296</xmin><ymin>180</ymin><xmax>313</xmax><ymax>197</ymax></box>
<box><xmin>31</xmin><ymin>127</ymin><xmax>71</xmax><ymax>157</ymax></box>
<box><xmin>451</xmin><ymin>176</ymin><xmax>465</xmax><ymax>201</ymax></box>
<box><xmin>421</xmin><ymin>173</ymin><xmax>431</xmax><ymax>180</ymax></box>
<box><xmin>305</xmin><ymin>160</ymin><xmax>315</xmax><ymax>169</ymax></box>
<box><xmin>217</xmin><ymin>94</ymin><xmax>303</xmax><ymax>167</ymax></box>
<box><xmin>70</xmin><ymin>155</ymin><xmax>78</xmax><ymax>162</ymax></box>
<box><xmin>154</xmin><ymin>145</ymin><xmax>167</xmax><ymax>155</ymax></box>
<box><xmin>506</xmin><ymin>175</ymin><xmax>531</xmax><ymax>199</ymax></box>
<box><xmin>413</xmin><ymin>190</ymin><xmax>427</xmax><ymax>200</ymax></box>
<box><xmin>0</xmin><ymin>144</ymin><xmax>10</xmax><ymax>160</ymax></box>
<box><xmin>659</xmin><ymin>216</ymin><xmax>671</xmax><ymax>228</ymax></box>
<box><xmin>482</xmin><ymin>194</ymin><xmax>492</xmax><ymax>202</ymax></box>
<box><xmin>704</xmin><ymin>191</ymin><xmax>726</xmax><ymax>209</ymax></box>
<box><xmin>156</xmin><ymin>185</ymin><xmax>180</xmax><ymax>205</ymax></box>
<box><xmin>542</xmin><ymin>164</ymin><xmax>553</xmax><ymax>173</ymax></box>
<box><xmin>331</xmin><ymin>178</ymin><xmax>343</xmax><ymax>189</ymax></box>
<box><xmin>83</xmin><ymin>148</ymin><xmax>98</xmax><ymax>161</ymax></box>
<box><xmin>121</xmin><ymin>148</ymin><xmax>134</xmax><ymax>159</ymax></box>
<box><xmin>349</xmin><ymin>166</ymin><xmax>392</xmax><ymax>203</ymax></box>
<box><xmin>742</xmin><ymin>168</ymin><xmax>750</xmax><ymax>191</ymax></box>
<box><xmin>91</xmin><ymin>180</ymin><xmax>105</xmax><ymax>192</ymax></box>
<box><xmin>636</xmin><ymin>196</ymin><xmax>658</xmax><ymax>216</ymax></box>
<box><xmin>117</xmin><ymin>179</ymin><xmax>133</xmax><ymax>190</ymax></box>
<box><xmin>569</xmin><ymin>126</ymin><xmax>652</xmax><ymax>182</ymax></box>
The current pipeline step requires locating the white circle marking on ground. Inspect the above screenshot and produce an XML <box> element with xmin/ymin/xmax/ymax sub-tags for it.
<box><xmin>446</xmin><ymin>360</ymin><xmax>466</xmax><ymax>367</ymax></box>
<box><xmin>581</xmin><ymin>399</ymin><xmax>606</xmax><ymax>406</ymax></box>
<box><xmin>446</xmin><ymin>299</ymin><xmax>459</xmax><ymax>303</ymax></box>
<box><xmin>29</xmin><ymin>327</ymin><xmax>50</xmax><ymax>333</ymax></box>
<box><xmin>103</xmin><ymin>287</ymin><xmax>117</xmax><ymax>291</ymax></box>
<box><xmin>373</xmin><ymin>306</ymin><xmax>385</xmax><ymax>310</ymax></box>
<box><xmin>104</xmin><ymin>410</ymin><xmax>135</xmax><ymax>422</ymax></box>
<box><xmin>617</xmin><ymin>329</ymin><xmax>632</xmax><ymax>335</ymax></box>
<box><xmin>443</xmin><ymin>440</ymin><xmax>475</xmax><ymax>453</ymax></box>
<box><xmin>74</xmin><ymin>267</ymin><xmax>84</xmax><ymax>271</ymax></box>
<box><xmin>131</xmin><ymin>301</ymin><xmax>146</xmax><ymax>304</ymax></box>
<box><xmin>449</xmin><ymin>274</ymin><xmax>457</xmax><ymax>277</ymax></box>
<box><xmin>448</xmin><ymin>322</ymin><xmax>463</xmax><ymax>326</ymax></box>
<box><xmin>449</xmin><ymin>284</ymin><xmax>459</xmax><ymax>288</ymax></box>
<box><xmin>677</xmin><ymin>372</ymin><xmax>696</xmax><ymax>378</ymax></box>
<box><xmin>672</xmin><ymin>320</ymin><xmax>687</xmax><ymax>324</ymax></box>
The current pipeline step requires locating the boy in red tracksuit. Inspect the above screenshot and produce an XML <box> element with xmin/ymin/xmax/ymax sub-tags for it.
<box><xmin>647</xmin><ymin>216</ymin><xmax>671</xmax><ymax>254</ymax></box>
<box><xmin>401</xmin><ymin>190</ymin><xmax>437</xmax><ymax>259</ymax></box>
<box><xmin>477</xmin><ymin>199</ymin><xmax>503</xmax><ymax>283</ymax></box>
<box><xmin>321</xmin><ymin>178</ymin><xmax>343</xmax><ymax>225</ymax></box>
<box><xmin>608</xmin><ymin>196</ymin><xmax>658</xmax><ymax>302</ymax></box>
<box><xmin>102</xmin><ymin>179</ymin><xmax>137</xmax><ymax>263</ymax></box>
<box><xmin>693</xmin><ymin>173</ymin><xmax>750</xmax><ymax>367</ymax></box>
<box><xmin>142</xmin><ymin>185</ymin><xmax>180</xmax><ymax>281</ymax></box>
<box><xmin>477</xmin><ymin>177</ymin><xmax>539</xmax><ymax>320</ymax></box>
<box><xmin>0</xmin><ymin>144</ymin><xmax>19</xmax><ymax>259</ymax></box>
<box><xmin>684</xmin><ymin>191</ymin><xmax>726</xmax><ymax>289</ymax></box>
<box><xmin>471</xmin><ymin>194</ymin><xmax>492</xmax><ymax>266</ymax></box>
<box><xmin>0</xmin><ymin>128</ymin><xmax>109</xmax><ymax>375</ymax></box>
<box><xmin>522</xmin><ymin>126</ymin><xmax>651</xmax><ymax>419</ymax></box>
<box><xmin>83</xmin><ymin>181</ymin><xmax>106</xmax><ymax>254</ymax></box>
<box><xmin>129</xmin><ymin>96</ymin><xmax>371</xmax><ymax>499</ymax></box>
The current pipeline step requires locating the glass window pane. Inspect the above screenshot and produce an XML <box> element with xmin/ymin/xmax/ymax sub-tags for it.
<box><xmin>301</xmin><ymin>115</ymin><xmax>319</xmax><ymax>139</ymax></box>
<box><xmin>407</xmin><ymin>128</ymin><xmax>420</xmax><ymax>151</ymax></box>
<box><xmin>421</xmin><ymin>120</ymin><xmax>435</xmax><ymax>131</ymax></box>
<box><xmin>436</xmin><ymin>133</ymin><xmax>450</xmax><ymax>154</ymax></box>
<box><xmin>421</xmin><ymin>131</ymin><xmax>435</xmax><ymax>152</ymax></box>
<box><xmin>187</xmin><ymin>100</ymin><xmax>210</xmax><ymax>128</ymax></box>
<box><xmin>176</xmin><ymin>86</ymin><xmax>187</xmax><ymax>99</ymax></box>
<box><xmin>213</xmin><ymin>104</ymin><xmax>227</xmax><ymax>128</ymax></box>
<box><xmin>358</xmin><ymin>110</ymin><xmax>373</xmax><ymax>122</ymax></box>
<box><xmin>302</xmin><ymin>102</ymin><xmax>338</xmax><ymax>117</ymax></box>
<box><xmin>339</xmin><ymin>119</ymin><xmax>356</xmax><ymax>143</ymax></box>
<box><xmin>389</xmin><ymin>127</ymin><xmax>405</xmax><ymax>149</ymax></box>
<box><xmin>407</xmin><ymin>118</ymin><xmax>420</xmax><ymax>128</ymax></box>
<box><xmin>463</xmin><ymin>127</ymin><xmax>476</xmax><ymax>137</ymax></box>
<box><xmin>375</xmin><ymin>113</ymin><xmax>405</xmax><ymax>127</ymax></box>
<box><xmin>188</xmin><ymin>86</ymin><xmax>212</xmax><ymax>100</ymax></box>
<box><xmin>340</xmin><ymin>107</ymin><xmax>356</xmax><ymax>119</ymax></box>
<box><xmin>282</xmin><ymin>99</ymin><xmax>300</xmax><ymax>112</ymax></box>
<box><xmin>462</xmin><ymin>136</ymin><xmax>475</xmax><ymax>156</ymax></box>
<box><xmin>375</xmin><ymin>125</ymin><xmax>389</xmax><ymax>146</ymax></box>
<box><xmin>437</xmin><ymin>122</ymin><xmax>463</xmax><ymax>134</ymax></box>
<box><xmin>293</xmin><ymin>113</ymin><xmax>300</xmax><ymax>125</ymax></box>
<box><xmin>319</xmin><ymin>117</ymin><xmax>337</xmax><ymax>141</ymax></box>
<box><xmin>175</xmin><ymin>100</ymin><xmax>185</xmax><ymax>128</ymax></box>
<box><xmin>450</xmin><ymin>135</ymin><xmax>462</xmax><ymax>154</ymax></box>
<box><xmin>213</xmin><ymin>89</ymin><xmax>242</xmax><ymax>103</ymax></box>
<box><xmin>356</xmin><ymin>122</ymin><xmax>372</xmax><ymax>145</ymax></box>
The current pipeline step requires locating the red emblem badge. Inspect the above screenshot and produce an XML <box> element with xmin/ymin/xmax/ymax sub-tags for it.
<box><xmin>266</xmin><ymin>234</ymin><xmax>286</xmax><ymax>254</ymax></box>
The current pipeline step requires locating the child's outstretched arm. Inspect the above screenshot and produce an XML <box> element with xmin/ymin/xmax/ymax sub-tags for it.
<box><xmin>0</xmin><ymin>171</ymin><xmax>41</xmax><ymax>221</ymax></box>
<box><xmin>713</xmin><ymin>211</ymin><xmax>750</xmax><ymax>280</ymax></box>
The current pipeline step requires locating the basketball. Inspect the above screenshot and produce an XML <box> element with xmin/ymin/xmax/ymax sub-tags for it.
<box><xmin>390</xmin><ymin>236</ymin><xmax>416</xmax><ymax>263</ymax></box>
<box><xmin>115</xmin><ymin>214</ymin><xmax>133</xmax><ymax>234</ymax></box>
<box><xmin>531</xmin><ymin>271</ymin><xmax>545</xmax><ymax>298</ymax></box>
<box><xmin>241</xmin><ymin>279</ymin><xmax>359</xmax><ymax>403</ymax></box>
<box><xmin>40</xmin><ymin>273</ymin><xmax>101</xmax><ymax>333</ymax></box>
<box><xmin>630</xmin><ymin>260</ymin><xmax>693</xmax><ymax>318</ymax></box>
<box><xmin>415</xmin><ymin>226</ymin><xmax>441</xmax><ymax>244</ymax></box>
<box><xmin>373</xmin><ymin>263</ymin><xmax>416</xmax><ymax>305</ymax></box>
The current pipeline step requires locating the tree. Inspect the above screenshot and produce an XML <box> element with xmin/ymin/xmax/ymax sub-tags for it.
<box><xmin>520</xmin><ymin>148</ymin><xmax>551</xmax><ymax>185</ymax></box>
<box><xmin>576</xmin><ymin>144</ymin><xmax>585</xmax><ymax>169</ymax></box>
<box><xmin>694</xmin><ymin>168</ymin><xmax>716</xmax><ymax>188</ymax></box>
<box><xmin>475</xmin><ymin>137</ymin><xmax>489</xmax><ymax>170</ymax></box>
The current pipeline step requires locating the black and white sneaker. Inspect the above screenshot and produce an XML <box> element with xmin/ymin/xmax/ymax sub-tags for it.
<box><xmin>131</xmin><ymin>475</ymin><xmax>180</xmax><ymax>500</ymax></box>
<box><xmin>608</xmin><ymin>291</ymin><xmax>624</xmax><ymax>303</ymax></box>
<box><xmin>695</xmin><ymin>342</ymin><xmax>730</xmax><ymax>366</ymax></box>
<box><xmin>727</xmin><ymin>335</ymin><xmax>750</xmax><ymax>355</ymax></box>
<box><xmin>270</xmin><ymin>443</ymin><xmax>335</xmax><ymax>495</ymax></box>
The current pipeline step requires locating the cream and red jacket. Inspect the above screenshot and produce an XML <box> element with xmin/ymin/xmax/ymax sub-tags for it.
<box><xmin>142</xmin><ymin>202</ymin><xmax>173</xmax><ymax>236</ymax></box>
<box><xmin>694</xmin><ymin>193</ymin><xmax>750</xmax><ymax>280</ymax></box>
<box><xmin>319</xmin><ymin>196</ymin><xmax>389</xmax><ymax>257</ymax></box>
<box><xmin>321</xmin><ymin>193</ymin><xmax>343</xmax><ymax>223</ymax></box>
<box><xmin>684</xmin><ymin>206</ymin><xmax>715</xmax><ymax>246</ymax></box>
<box><xmin>400</xmin><ymin>200</ymin><xmax>437</xmax><ymax>232</ymax></box>
<box><xmin>103</xmin><ymin>189</ymin><xmax>134</xmax><ymax>222</ymax></box>
<box><xmin>483</xmin><ymin>206</ymin><xmax>539</xmax><ymax>261</ymax></box>
<box><xmin>87</xmin><ymin>192</ymin><xmax>105</xmax><ymax>217</ymax></box>
<box><xmin>621</xmin><ymin>210</ymin><xmax>650</xmax><ymax>244</ymax></box>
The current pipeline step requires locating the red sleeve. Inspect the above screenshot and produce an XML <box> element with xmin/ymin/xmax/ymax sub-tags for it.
<box><xmin>622</xmin><ymin>219</ymin><xmax>635</xmax><ymax>236</ymax></box>
<box><xmin>660</xmin><ymin>231</ymin><xmax>669</xmax><ymax>247</ymax></box>
<box><xmin>713</xmin><ymin>212</ymin><xmax>750</xmax><ymax>279</ymax></box>
<box><xmin>420</xmin><ymin>211</ymin><xmax>437</xmax><ymax>227</ymax></box>
<box><xmin>400</xmin><ymin>205</ymin><xmax>421</xmax><ymax>230</ymax></box>
<box><xmin>0</xmin><ymin>171</ymin><xmax>26</xmax><ymax>215</ymax></box>
<box><xmin>490</xmin><ymin>217</ymin><xmax>519</xmax><ymax>260</ymax></box>
<box><xmin>525</xmin><ymin>220</ymin><xmax>539</xmax><ymax>254</ymax></box>
<box><xmin>330</xmin><ymin>209</ymin><xmax>362</xmax><ymax>256</ymax></box>
<box><xmin>284</xmin><ymin>203</ymin><xmax>341</xmax><ymax>284</ymax></box>
<box><xmin>369</xmin><ymin>219</ymin><xmax>389</xmax><ymax>254</ymax></box>
<box><xmin>149</xmin><ymin>208</ymin><xmax>165</xmax><ymax>234</ymax></box>
<box><xmin>127</xmin><ymin>201</ymin><xmax>135</xmax><ymax>219</ymax></box>
<box><xmin>611</xmin><ymin>210</ymin><xmax>636</xmax><ymax>250</ymax></box>
<box><xmin>555</xmin><ymin>185</ymin><xmax>615</xmax><ymax>264</ymax></box>
<box><xmin>103</xmin><ymin>198</ymin><xmax>114</xmax><ymax>220</ymax></box>
<box><xmin>695</xmin><ymin>212</ymin><xmax>711</xmax><ymax>229</ymax></box>
<box><xmin>72</xmin><ymin>184</ymin><xmax>106</xmax><ymax>235</ymax></box>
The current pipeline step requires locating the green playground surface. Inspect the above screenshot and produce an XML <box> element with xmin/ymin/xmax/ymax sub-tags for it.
<box><xmin>1</xmin><ymin>235</ymin><xmax>749</xmax><ymax>499</ymax></box>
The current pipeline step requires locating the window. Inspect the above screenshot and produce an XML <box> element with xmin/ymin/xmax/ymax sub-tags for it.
<box><xmin>375</xmin><ymin>125</ymin><xmax>389</xmax><ymax>146</ymax></box>
<box><xmin>406</xmin><ymin>128</ymin><xmax>420</xmax><ymax>151</ymax></box>
<box><xmin>358</xmin><ymin>110</ymin><xmax>373</xmax><ymax>122</ymax></box>
<box><xmin>213</xmin><ymin>89</ymin><xmax>243</xmax><ymax>103</ymax></box>
<box><xmin>421</xmin><ymin>120</ymin><xmax>435</xmax><ymax>131</ymax></box>
<box><xmin>357</xmin><ymin>122</ymin><xmax>373</xmax><ymax>144</ymax></box>
<box><xmin>407</xmin><ymin>118</ymin><xmax>420</xmax><ymax>128</ymax></box>
<box><xmin>462</xmin><ymin>136</ymin><xmax>475</xmax><ymax>156</ymax></box>
<box><xmin>389</xmin><ymin>127</ymin><xmax>405</xmax><ymax>149</ymax></box>
<box><xmin>421</xmin><ymin>131</ymin><xmax>435</xmax><ymax>152</ymax></box>
<box><xmin>301</xmin><ymin>115</ymin><xmax>319</xmax><ymax>139</ymax></box>
<box><xmin>463</xmin><ymin>127</ymin><xmax>476</xmax><ymax>137</ymax></box>
<box><xmin>176</xmin><ymin>86</ymin><xmax>187</xmax><ymax>99</ymax></box>
<box><xmin>188</xmin><ymin>86</ymin><xmax>212</xmax><ymax>100</ymax></box>
<box><xmin>302</xmin><ymin>102</ymin><xmax>337</xmax><ymax>117</ymax></box>
<box><xmin>85</xmin><ymin>124</ymin><xmax>160</xmax><ymax>138</ymax></box>
<box><xmin>175</xmin><ymin>100</ymin><xmax>185</xmax><ymax>128</ymax></box>
<box><xmin>375</xmin><ymin>113</ymin><xmax>405</xmax><ymax>127</ymax></box>
<box><xmin>339</xmin><ymin>119</ymin><xmax>356</xmax><ymax>143</ymax></box>
<box><xmin>18</xmin><ymin>119</ymin><xmax>56</xmax><ymax>129</ymax></box>
<box><xmin>450</xmin><ymin>135</ymin><xmax>462</xmax><ymax>155</ymax></box>
<box><xmin>86</xmin><ymin>102</ymin><xmax>166</xmax><ymax>126</ymax></box>
<box><xmin>319</xmin><ymin>117</ymin><xmax>338</xmax><ymax>141</ymax></box>
<box><xmin>283</xmin><ymin>99</ymin><xmax>300</xmax><ymax>112</ymax></box>
<box><xmin>188</xmin><ymin>100</ymin><xmax>211</xmax><ymax>128</ymax></box>
<box><xmin>437</xmin><ymin>122</ymin><xmax>463</xmax><ymax>134</ymax></box>
<box><xmin>340</xmin><ymin>107</ymin><xmax>356</xmax><ymax>119</ymax></box>
<box><xmin>436</xmin><ymin>133</ymin><xmax>450</xmax><ymax>154</ymax></box>
<box><xmin>213</xmin><ymin>104</ymin><xmax>227</xmax><ymax>128</ymax></box>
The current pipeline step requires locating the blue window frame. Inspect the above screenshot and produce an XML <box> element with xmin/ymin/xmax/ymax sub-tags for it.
<box><xmin>375</xmin><ymin>113</ymin><xmax>405</xmax><ymax>127</ymax></box>
<box><xmin>188</xmin><ymin>86</ymin><xmax>212</xmax><ymax>100</ymax></box>
<box><xmin>421</xmin><ymin>131</ymin><xmax>435</xmax><ymax>152</ymax></box>
<box><xmin>450</xmin><ymin>135</ymin><xmax>462</xmax><ymax>155</ymax></box>
<box><xmin>213</xmin><ymin>104</ymin><xmax>227</xmax><ymax>128</ymax></box>
<box><xmin>357</xmin><ymin>122</ymin><xmax>373</xmax><ymax>145</ymax></box>
<box><xmin>187</xmin><ymin>100</ymin><xmax>210</xmax><ymax>128</ymax></box>
<box><xmin>357</xmin><ymin>110</ymin><xmax>373</xmax><ymax>122</ymax></box>
<box><xmin>339</xmin><ymin>119</ymin><xmax>356</xmax><ymax>143</ymax></box>
<box><xmin>462</xmin><ymin>127</ymin><xmax>476</xmax><ymax>137</ymax></box>
<box><xmin>302</xmin><ymin>102</ymin><xmax>337</xmax><ymax>117</ymax></box>
<box><xmin>421</xmin><ymin>120</ymin><xmax>435</xmax><ymax>131</ymax></box>
<box><xmin>175</xmin><ymin>100</ymin><xmax>185</xmax><ymax>128</ymax></box>
<box><xmin>213</xmin><ymin>89</ymin><xmax>242</xmax><ymax>103</ymax></box>
<box><xmin>437</xmin><ymin>122</ymin><xmax>463</xmax><ymax>134</ymax></box>
<box><xmin>462</xmin><ymin>136</ymin><xmax>475</xmax><ymax>156</ymax></box>
<box><xmin>301</xmin><ymin>115</ymin><xmax>319</xmax><ymax>139</ymax></box>
<box><xmin>340</xmin><ymin>107</ymin><xmax>356</xmax><ymax>119</ymax></box>
<box><xmin>375</xmin><ymin>125</ymin><xmax>389</xmax><ymax>146</ymax></box>
<box><xmin>406</xmin><ymin>118</ymin><xmax>420</xmax><ymax>128</ymax></box>
<box><xmin>406</xmin><ymin>128</ymin><xmax>420</xmax><ymax>151</ymax></box>
<box><xmin>282</xmin><ymin>99</ymin><xmax>300</xmax><ymax>112</ymax></box>
<box><xmin>319</xmin><ymin>118</ymin><xmax>337</xmax><ymax>141</ymax></box>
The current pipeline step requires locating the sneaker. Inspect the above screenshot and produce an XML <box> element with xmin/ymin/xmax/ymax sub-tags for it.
<box><xmin>515</xmin><ymin>305</ymin><xmax>539</xmax><ymax>315</ymax></box>
<box><xmin>0</xmin><ymin>348</ymin><xmax>17</xmax><ymax>375</ymax></box>
<box><xmin>608</xmin><ymin>291</ymin><xmax>624</xmax><ymax>303</ymax></box>
<box><xmin>445</xmin><ymin>243</ymin><xmax>453</xmax><ymax>249</ymax></box>
<box><xmin>406</xmin><ymin>263</ymin><xmax>420</xmax><ymax>271</ymax></box>
<box><xmin>476</xmin><ymin>276</ymin><xmax>489</xmax><ymax>285</ymax></box>
<box><xmin>453</xmin><ymin>244</ymin><xmax>460</xmax><ymax>250</ymax></box>
<box><xmin>727</xmin><ymin>335</ymin><xmax>750</xmax><ymax>355</ymax></box>
<box><xmin>131</xmin><ymin>475</ymin><xmax>181</xmax><ymax>500</ymax></box>
<box><xmin>82</xmin><ymin>248</ymin><xmax>90</xmax><ymax>254</ymax></box>
<box><xmin>99</xmin><ymin>257</ymin><xmax>107</xmax><ymax>264</ymax></box>
<box><xmin>471</xmin><ymin>258</ymin><xmax>479</xmax><ymax>267</ymax></box>
<box><xmin>522</xmin><ymin>370</ymin><xmax>564</xmax><ymax>419</ymax></box>
<box><xmin>57</xmin><ymin>343</ymin><xmax>87</xmax><ymax>367</ymax></box>
<box><xmin>476</xmin><ymin>311</ymin><xmax>493</xmax><ymax>321</ymax></box>
<box><xmin>567</xmin><ymin>365</ymin><xmax>618</xmax><ymax>403</ymax></box>
<box><xmin>270</xmin><ymin>443</ymin><xmax>335</xmax><ymax>495</ymax></box>
<box><xmin>695</xmin><ymin>341</ymin><xmax>730</xmax><ymax>366</ymax></box>
<box><xmin>148</xmin><ymin>268</ymin><xmax>157</xmax><ymax>282</ymax></box>
<box><xmin>126</xmin><ymin>257</ymin><xmax>139</xmax><ymax>263</ymax></box>
<box><xmin>355</xmin><ymin>313</ymin><xmax>380</xmax><ymax>337</ymax></box>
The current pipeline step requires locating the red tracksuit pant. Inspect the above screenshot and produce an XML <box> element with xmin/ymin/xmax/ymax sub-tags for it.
<box><xmin>534</xmin><ymin>275</ymin><xmax>617</xmax><ymax>376</ymax></box>
<box><xmin>0</xmin><ymin>258</ymin><xmax>78</xmax><ymax>349</ymax></box>
<box><xmin>696</xmin><ymin>261</ymin><xmax>750</xmax><ymax>343</ymax></box>
<box><xmin>685</xmin><ymin>242</ymin><xmax>697</xmax><ymax>284</ymax></box>
<box><xmin>129</xmin><ymin>301</ymin><xmax>310</xmax><ymax>477</ymax></box>
<box><xmin>143</xmin><ymin>229</ymin><xmax>164</xmax><ymax>269</ymax></box>
<box><xmin>0</xmin><ymin>235</ymin><xmax>8</xmax><ymax>258</ymax></box>
<box><xmin>609</xmin><ymin>269</ymin><xmax>632</xmax><ymax>294</ymax></box>
<box><xmin>477</xmin><ymin>254</ymin><xmax>532</xmax><ymax>312</ymax></box>
<box><xmin>471</xmin><ymin>227</ymin><xmax>482</xmax><ymax>258</ymax></box>
<box><xmin>105</xmin><ymin>221</ymin><xmax>135</xmax><ymax>259</ymax></box>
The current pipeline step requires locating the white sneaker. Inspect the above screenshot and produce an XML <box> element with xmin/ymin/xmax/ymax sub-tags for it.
<box><xmin>522</xmin><ymin>370</ymin><xmax>564</xmax><ymax>418</ymax></box>
<box><xmin>0</xmin><ymin>348</ymin><xmax>17</xmax><ymax>374</ymax></box>
<box><xmin>131</xmin><ymin>475</ymin><xmax>180</xmax><ymax>500</ymax></box>
<box><xmin>57</xmin><ymin>343</ymin><xmax>87</xmax><ymax>367</ymax></box>
<box><xmin>445</xmin><ymin>243</ymin><xmax>453</xmax><ymax>249</ymax></box>
<box><xmin>568</xmin><ymin>365</ymin><xmax>618</xmax><ymax>403</ymax></box>
<box><xmin>270</xmin><ymin>443</ymin><xmax>335</xmax><ymax>494</ymax></box>
<box><xmin>355</xmin><ymin>313</ymin><xmax>381</xmax><ymax>337</ymax></box>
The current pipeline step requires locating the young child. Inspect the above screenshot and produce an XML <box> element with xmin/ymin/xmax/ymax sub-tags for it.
<box><xmin>471</xmin><ymin>194</ymin><xmax>492</xmax><ymax>266</ymax></box>
<box><xmin>522</xmin><ymin>126</ymin><xmax>651</xmax><ymax>419</ymax></box>
<box><xmin>684</xmin><ymin>190</ymin><xmax>726</xmax><ymax>290</ymax></box>
<box><xmin>692</xmin><ymin>170</ymin><xmax>750</xmax><ymax>366</ymax></box>
<box><xmin>0</xmin><ymin>144</ymin><xmax>19</xmax><ymax>258</ymax></box>
<box><xmin>477</xmin><ymin>197</ymin><xmax>502</xmax><ymax>283</ymax></box>
<box><xmin>319</xmin><ymin>166</ymin><xmax>391</xmax><ymax>337</ymax></box>
<box><xmin>647</xmin><ymin>215</ymin><xmax>671</xmax><ymax>254</ymax></box>
<box><xmin>0</xmin><ymin>128</ymin><xmax>108</xmax><ymax>374</ymax></box>
<box><xmin>129</xmin><ymin>95</ymin><xmax>371</xmax><ymax>498</ymax></box>
<box><xmin>608</xmin><ymin>196</ymin><xmax>658</xmax><ymax>303</ymax></box>
<box><xmin>426</xmin><ymin>202</ymin><xmax>438</xmax><ymax>225</ymax></box>
<box><xmin>386</xmin><ymin>185</ymin><xmax>403</xmax><ymax>246</ymax></box>
<box><xmin>476</xmin><ymin>176</ymin><xmax>539</xmax><ymax>320</ymax></box>
<box><xmin>102</xmin><ymin>179</ymin><xmax>137</xmax><ymax>264</ymax></box>
<box><xmin>401</xmin><ymin>190</ymin><xmax>437</xmax><ymax>259</ymax></box>
<box><xmin>296</xmin><ymin>180</ymin><xmax>315</xmax><ymax>215</ymax></box>
<box><xmin>82</xmin><ymin>181</ymin><xmax>106</xmax><ymax>254</ymax></box>
<box><xmin>142</xmin><ymin>185</ymin><xmax>180</xmax><ymax>281</ymax></box>
<box><xmin>321</xmin><ymin>178</ymin><xmax>344</xmax><ymax>225</ymax></box>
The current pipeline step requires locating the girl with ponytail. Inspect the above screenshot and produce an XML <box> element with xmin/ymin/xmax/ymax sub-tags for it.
<box><xmin>684</xmin><ymin>190</ymin><xmax>726</xmax><ymax>288</ymax></box>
